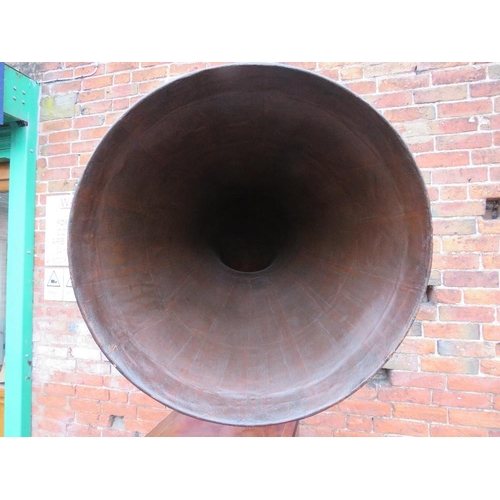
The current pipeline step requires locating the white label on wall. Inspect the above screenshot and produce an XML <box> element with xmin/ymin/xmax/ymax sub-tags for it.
<box><xmin>44</xmin><ymin>267</ymin><xmax>64</xmax><ymax>301</ymax></box>
<box><xmin>44</xmin><ymin>266</ymin><xmax>76</xmax><ymax>302</ymax></box>
<box><xmin>45</xmin><ymin>194</ymin><xmax>73</xmax><ymax>267</ymax></box>
<box><xmin>63</xmin><ymin>267</ymin><xmax>76</xmax><ymax>302</ymax></box>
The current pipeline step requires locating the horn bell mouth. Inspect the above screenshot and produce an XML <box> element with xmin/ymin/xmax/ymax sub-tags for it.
<box><xmin>69</xmin><ymin>64</ymin><xmax>432</xmax><ymax>426</ymax></box>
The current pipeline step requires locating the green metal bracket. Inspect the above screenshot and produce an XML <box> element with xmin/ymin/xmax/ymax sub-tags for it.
<box><xmin>2</xmin><ymin>65</ymin><xmax>39</xmax><ymax>437</ymax></box>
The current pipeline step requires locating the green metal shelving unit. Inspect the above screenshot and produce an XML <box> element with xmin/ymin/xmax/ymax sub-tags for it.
<box><xmin>1</xmin><ymin>64</ymin><xmax>39</xmax><ymax>436</ymax></box>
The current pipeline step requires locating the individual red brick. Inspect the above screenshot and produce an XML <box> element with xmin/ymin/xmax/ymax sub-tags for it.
<box><xmin>74</xmin><ymin>115</ymin><xmax>105</xmax><ymax>128</ymax></box>
<box><xmin>339</xmin><ymin>66</ymin><xmax>363</xmax><ymax>80</ymax></box>
<box><xmin>82</xmin><ymin>75</ymin><xmax>113</xmax><ymax>90</ymax></box>
<box><xmin>346</xmin><ymin>415</ymin><xmax>372</xmax><ymax>432</ymax></box>
<box><xmin>80</xmin><ymin>127</ymin><xmax>109</xmax><ymax>140</ymax></box>
<box><xmin>431</xmin><ymin>289</ymin><xmax>461</xmax><ymax>304</ymax></box>
<box><xmin>75</xmin><ymin>386</ymin><xmax>109</xmax><ymax>401</ymax></box>
<box><xmin>40</xmin><ymin>143</ymin><xmax>71</xmax><ymax>156</ymax></box>
<box><xmin>44</xmin><ymin>383</ymin><xmax>75</xmax><ymax>396</ymax></box>
<box><xmin>483</xmin><ymin>325</ymin><xmax>500</xmax><ymax>340</ymax></box>
<box><xmin>69</xmin><ymin>398</ymin><xmax>101</xmax><ymax>413</ymax></box>
<box><xmin>407</xmin><ymin>138</ymin><xmax>434</xmax><ymax>153</ymax></box>
<box><xmin>417</xmin><ymin>62</ymin><xmax>468</xmax><ymax>71</ymax></box>
<box><xmin>77</xmin><ymin>89</ymin><xmax>105</xmax><ymax>103</ymax></box>
<box><xmin>430</xmin><ymin>425</ymin><xmax>488</xmax><ymax>437</ymax></box>
<box><xmin>106</xmin><ymin>62</ymin><xmax>140</xmax><ymax>73</ymax></box>
<box><xmin>464</xmin><ymin>289</ymin><xmax>500</xmax><ymax>305</ymax></box>
<box><xmin>71</xmin><ymin>139</ymin><xmax>100</xmax><ymax>154</ymax></box>
<box><xmin>432</xmin><ymin>66</ymin><xmax>486</xmax><ymax>85</ymax></box>
<box><xmin>132</xmin><ymin>67</ymin><xmax>168</xmax><ymax>81</ymax></box>
<box><xmin>389</xmin><ymin>372</ymin><xmax>446</xmax><ymax>390</ymax></box>
<box><xmin>338</xmin><ymin>400</ymin><xmax>391</xmax><ymax>417</ymax></box>
<box><xmin>37</xmin><ymin>394</ymin><xmax>68</xmax><ymax>408</ymax></box>
<box><xmin>345</xmin><ymin>81</ymin><xmax>375</xmax><ymax>94</ymax></box>
<box><xmin>447</xmin><ymin>375</ymin><xmax>500</xmax><ymax>393</ymax></box>
<box><xmin>421</xmin><ymin>356</ymin><xmax>479</xmax><ymax>374</ymax></box>
<box><xmin>105</xmin><ymin>83</ymin><xmax>138</xmax><ymax>99</ymax></box>
<box><xmin>48</xmin><ymin>179</ymin><xmax>78</xmax><ymax>192</ymax></box>
<box><xmin>365</xmin><ymin>91</ymin><xmax>412</xmax><ymax>109</ymax></box>
<box><xmin>373</xmin><ymin>418</ymin><xmax>428</xmax><ymax>437</ymax></box>
<box><xmin>138</xmin><ymin>80</ymin><xmax>165</xmax><ymax>94</ymax></box>
<box><xmin>443</xmin><ymin>271</ymin><xmax>498</xmax><ymax>288</ymax></box>
<box><xmin>113</xmin><ymin>98</ymin><xmax>130</xmax><ymax>111</ymax></box>
<box><xmin>438</xmin><ymin>99</ymin><xmax>492</xmax><ymax>118</ymax></box>
<box><xmin>392</xmin><ymin>403</ymin><xmax>447</xmax><ymax>422</ymax></box>
<box><xmin>431</xmin><ymin>254</ymin><xmax>479</xmax><ymax>270</ymax></box>
<box><xmin>432</xmin><ymin>390</ymin><xmax>491</xmax><ymax>409</ymax></box>
<box><xmin>439</xmin><ymin>185</ymin><xmax>468</xmax><ymax>200</ymax></box>
<box><xmin>439</xmin><ymin>306</ymin><xmax>495</xmax><ymax>323</ymax></box>
<box><xmin>432</xmin><ymin>167</ymin><xmax>487</xmax><ymax>184</ymax></box>
<box><xmin>109</xmin><ymin>389</ymin><xmax>128</xmax><ymax>403</ymax></box>
<box><xmin>469</xmin><ymin>184</ymin><xmax>500</xmax><ymax>199</ymax></box>
<box><xmin>442</xmin><ymin>235</ymin><xmax>499</xmax><ymax>252</ymax></box>
<box><xmin>379</xmin><ymin>74</ymin><xmax>430</xmax><ymax>92</ymax></box>
<box><xmin>437</xmin><ymin>340</ymin><xmax>495</xmax><ymax>358</ymax></box>
<box><xmin>435</xmin><ymin>118</ymin><xmax>480</xmax><ymax>137</ymax></box>
<box><xmin>48</xmin><ymin>130</ymin><xmax>79</xmax><ymax>143</ymax></box>
<box><xmin>482</xmin><ymin>254</ymin><xmax>500</xmax><ymax>268</ymax></box>
<box><xmin>81</xmin><ymin>100</ymin><xmax>112</xmax><ymax>115</ymax></box>
<box><xmin>449</xmin><ymin>408</ymin><xmax>500</xmax><ymax>428</ymax></box>
<box><xmin>378</xmin><ymin>387</ymin><xmax>431</xmax><ymax>404</ymax></box>
<box><xmin>397</xmin><ymin>338</ymin><xmax>435</xmax><ymax>355</ymax></box>
<box><xmin>384</xmin><ymin>105</ymin><xmax>435</xmax><ymax>122</ymax></box>
<box><xmin>436</xmin><ymin>133</ymin><xmax>492</xmax><ymax>151</ymax></box>
<box><xmin>474</xmin><ymin>148</ymin><xmax>500</xmax><ymax>166</ymax></box>
<box><xmin>41</xmin><ymin>118</ymin><xmax>72</xmax><ymax>133</ymax></box>
<box><xmin>432</xmin><ymin>202</ymin><xmax>484</xmax><ymax>217</ymax></box>
<box><xmin>415</xmin><ymin>85</ymin><xmax>467</xmax><ymax>104</ymax></box>
<box><xmin>470</xmin><ymin>81</ymin><xmax>500</xmax><ymax>98</ymax></box>
<box><xmin>364</xmin><ymin>62</ymin><xmax>417</xmax><ymax>77</ymax></box>
<box><xmin>478</xmin><ymin>219</ymin><xmax>500</xmax><ymax>235</ymax></box>
<box><xmin>481</xmin><ymin>360</ymin><xmax>500</xmax><ymax>376</ymax></box>
<box><xmin>114</xmin><ymin>73</ymin><xmax>131</xmax><ymax>84</ymax></box>
<box><xmin>40</xmin><ymin>168</ymin><xmax>70</xmax><ymax>181</ymax></box>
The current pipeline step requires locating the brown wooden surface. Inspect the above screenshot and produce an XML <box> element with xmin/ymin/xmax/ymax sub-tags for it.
<box><xmin>147</xmin><ymin>411</ymin><xmax>298</xmax><ymax>437</ymax></box>
<box><xmin>0</xmin><ymin>163</ymin><xmax>9</xmax><ymax>192</ymax></box>
<box><xmin>69</xmin><ymin>64</ymin><xmax>432</xmax><ymax>427</ymax></box>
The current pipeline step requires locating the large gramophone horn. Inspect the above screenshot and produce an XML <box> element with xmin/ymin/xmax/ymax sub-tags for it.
<box><xmin>69</xmin><ymin>64</ymin><xmax>432</xmax><ymax>426</ymax></box>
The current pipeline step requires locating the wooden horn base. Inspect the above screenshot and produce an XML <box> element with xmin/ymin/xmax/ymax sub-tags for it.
<box><xmin>146</xmin><ymin>411</ymin><xmax>299</xmax><ymax>437</ymax></box>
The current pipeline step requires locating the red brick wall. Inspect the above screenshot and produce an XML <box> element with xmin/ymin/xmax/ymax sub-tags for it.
<box><xmin>26</xmin><ymin>62</ymin><xmax>500</xmax><ymax>437</ymax></box>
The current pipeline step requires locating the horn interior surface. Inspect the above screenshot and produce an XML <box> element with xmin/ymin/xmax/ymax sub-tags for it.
<box><xmin>69</xmin><ymin>64</ymin><xmax>432</xmax><ymax>425</ymax></box>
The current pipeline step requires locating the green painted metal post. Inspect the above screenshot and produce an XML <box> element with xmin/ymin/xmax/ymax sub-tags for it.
<box><xmin>2</xmin><ymin>66</ymin><xmax>39</xmax><ymax>436</ymax></box>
